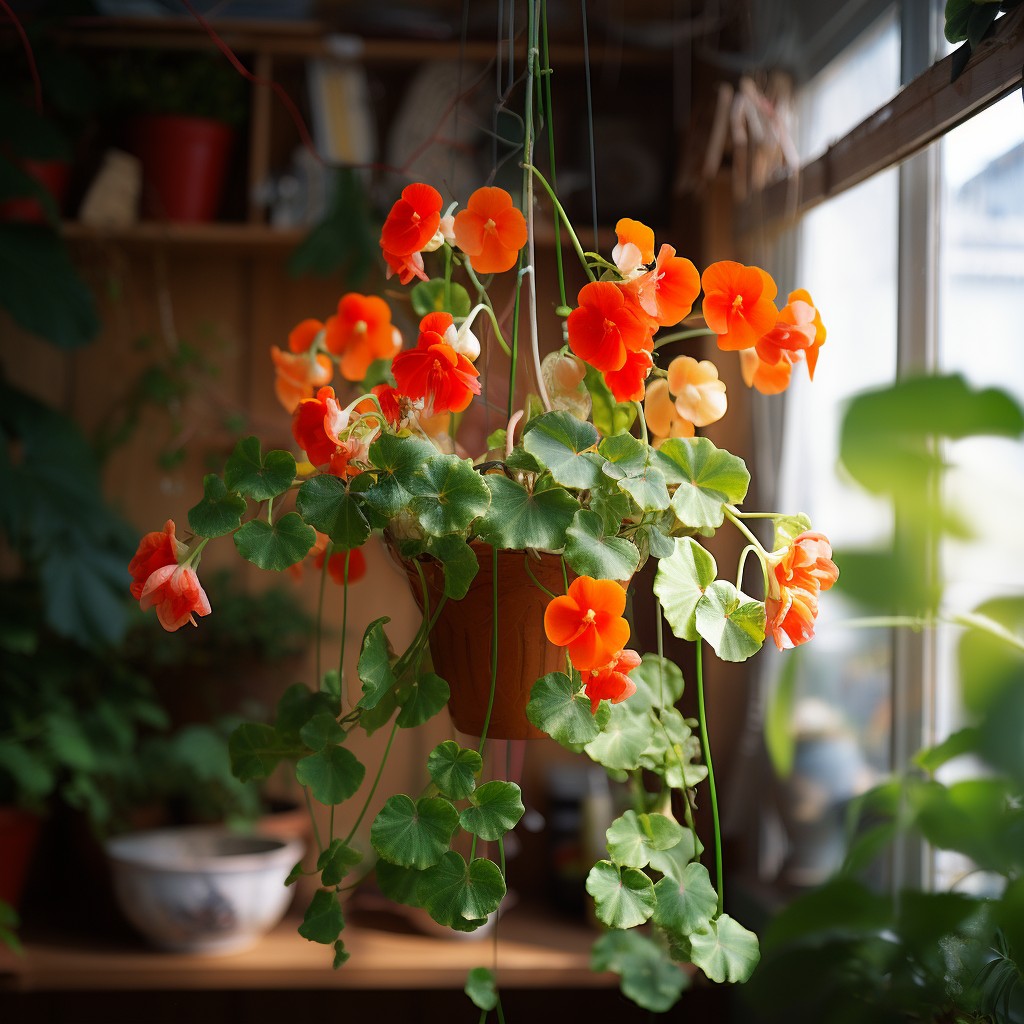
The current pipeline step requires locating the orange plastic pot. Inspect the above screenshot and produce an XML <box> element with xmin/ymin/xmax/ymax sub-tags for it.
<box><xmin>128</xmin><ymin>114</ymin><xmax>234</xmax><ymax>223</ymax></box>
<box><xmin>406</xmin><ymin>544</ymin><xmax>571</xmax><ymax>740</ymax></box>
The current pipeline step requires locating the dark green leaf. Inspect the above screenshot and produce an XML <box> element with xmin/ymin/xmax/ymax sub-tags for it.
<box><xmin>416</xmin><ymin>852</ymin><xmax>505</xmax><ymax>930</ymax></box>
<box><xmin>599</xmin><ymin>433</ymin><xmax>670</xmax><ymax>512</ymax></box>
<box><xmin>459</xmin><ymin>780</ymin><xmax>525</xmax><ymax>841</ymax></box>
<box><xmin>465</xmin><ymin>966</ymin><xmax>499</xmax><ymax>1011</ymax></box>
<box><xmin>356</xmin><ymin>617</ymin><xmax>396</xmax><ymax>711</ymax></box>
<box><xmin>317</xmin><ymin>839</ymin><xmax>363</xmax><ymax>887</ymax></box>
<box><xmin>585</xmin><ymin>860</ymin><xmax>656</xmax><ymax>929</ymax></box>
<box><xmin>396</xmin><ymin>671</ymin><xmax>450</xmax><ymax>728</ymax></box>
<box><xmin>233</xmin><ymin>513</ymin><xmax>316</xmax><ymax>570</ymax></box>
<box><xmin>407</xmin><ymin>455</ymin><xmax>491</xmax><ymax>536</ymax></box>
<box><xmin>224</xmin><ymin>437</ymin><xmax>296</xmax><ymax>501</ymax></box>
<box><xmin>298</xmin><ymin>889</ymin><xmax>344</xmax><ymax>944</ymax></box>
<box><xmin>475</xmin><ymin>475</ymin><xmax>579</xmax><ymax>552</ymax></box>
<box><xmin>522</xmin><ymin>411</ymin><xmax>602</xmax><ymax>489</ymax></box>
<box><xmin>427</xmin><ymin>741</ymin><xmax>482</xmax><ymax>800</ymax></box>
<box><xmin>563</xmin><ymin>509</ymin><xmax>640</xmax><ymax>581</ymax></box>
<box><xmin>296</xmin><ymin>476</ymin><xmax>370</xmax><ymax>549</ymax></box>
<box><xmin>591</xmin><ymin>929</ymin><xmax>689</xmax><ymax>1013</ymax></box>
<box><xmin>188</xmin><ymin>474</ymin><xmax>246</xmax><ymax>538</ymax></box>
<box><xmin>229</xmin><ymin>722</ymin><xmax>297</xmax><ymax>782</ymax></box>
<box><xmin>295</xmin><ymin>746</ymin><xmax>365</xmax><ymax>805</ymax></box>
<box><xmin>526</xmin><ymin>671</ymin><xmax>602</xmax><ymax>746</ymax></box>
<box><xmin>370</xmin><ymin>795</ymin><xmax>459</xmax><ymax>869</ymax></box>
<box><xmin>653</xmin><ymin>862</ymin><xmax>718</xmax><ymax>934</ymax></box>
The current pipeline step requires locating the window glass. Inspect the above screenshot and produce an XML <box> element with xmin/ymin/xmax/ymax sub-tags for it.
<box><xmin>761</xmin><ymin>18</ymin><xmax>901</xmax><ymax>887</ymax></box>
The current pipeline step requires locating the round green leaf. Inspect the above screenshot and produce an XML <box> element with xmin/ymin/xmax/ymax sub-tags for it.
<box><xmin>598</xmin><ymin>433</ymin><xmax>670</xmax><ymax>512</ymax></box>
<box><xmin>563</xmin><ymin>509</ymin><xmax>640</xmax><ymax>581</ymax></box>
<box><xmin>296</xmin><ymin>475</ymin><xmax>371</xmax><ymax>549</ymax></box>
<box><xmin>584</xmin><ymin>705</ymin><xmax>653</xmax><ymax>770</ymax></box>
<box><xmin>465</xmin><ymin>966</ymin><xmax>499</xmax><ymax>1012</ymax></box>
<box><xmin>317</xmin><ymin>839</ymin><xmax>363</xmax><ymax>887</ymax></box>
<box><xmin>224</xmin><ymin>436</ymin><xmax>296</xmax><ymax>501</ymax></box>
<box><xmin>653</xmin><ymin>537</ymin><xmax>717</xmax><ymax>642</ymax></box>
<box><xmin>647</xmin><ymin>831</ymin><xmax>702</xmax><ymax>880</ymax></box>
<box><xmin>410</xmin><ymin>278</ymin><xmax>471</xmax><ymax>318</ymax></box>
<box><xmin>396</xmin><ymin>671</ymin><xmax>450</xmax><ymax>728</ymax></box>
<box><xmin>585</xmin><ymin>860</ymin><xmax>656</xmax><ymax>929</ymax></box>
<box><xmin>362</xmin><ymin>432</ymin><xmax>438</xmax><ymax>519</ymax></box>
<box><xmin>475</xmin><ymin>475</ymin><xmax>579</xmax><ymax>552</ymax></box>
<box><xmin>591</xmin><ymin>930</ymin><xmax>689</xmax><ymax>1013</ymax></box>
<box><xmin>298</xmin><ymin>888</ymin><xmax>344</xmax><ymax>945</ymax></box>
<box><xmin>229</xmin><ymin>722</ymin><xmax>297</xmax><ymax>782</ymax></box>
<box><xmin>606</xmin><ymin>811</ymin><xmax>685</xmax><ymax>869</ymax></box>
<box><xmin>299</xmin><ymin>710</ymin><xmax>344</xmax><ymax>751</ymax></box>
<box><xmin>658</xmin><ymin>436</ymin><xmax>750</xmax><ymax>530</ymax></box>
<box><xmin>522</xmin><ymin>410</ymin><xmax>602</xmax><ymax>489</ymax></box>
<box><xmin>628</xmin><ymin>653</ymin><xmax>686</xmax><ymax>710</ymax></box>
<box><xmin>459</xmin><ymin>780</ymin><xmax>525</xmax><ymax>841</ymax></box>
<box><xmin>370</xmin><ymin>794</ymin><xmax>459</xmax><ymax>869</ymax></box>
<box><xmin>233</xmin><ymin>513</ymin><xmax>316</xmax><ymax>570</ymax></box>
<box><xmin>408</xmin><ymin>454</ymin><xmax>491</xmax><ymax>536</ymax></box>
<box><xmin>295</xmin><ymin>745</ymin><xmax>366</xmax><ymax>805</ymax></box>
<box><xmin>356</xmin><ymin>617</ymin><xmax>396</xmax><ymax>711</ymax></box>
<box><xmin>188</xmin><ymin>473</ymin><xmax>246</xmax><ymax>538</ymax></box>
<box><xmin>427</xmin><ymin>741</ymin><xmax>482</xmax><ymax>800</ymax></box>
<box><xmin>374</xmin><ymin>859</ymin><xmax>424</xmax><ymax>906</ymax></box>
<box><xmin>688</xmin><ymin>914</ymin><xmax>761</xmax><ymax>984</ymax></box>
<box><xmin>422</xmin><ymin>535</ymin><xmax>480</xmax><ymax>599</ymax></box>
<box><xmin>416</xmin><ymin>851</ymin><xmax>506</xmax><ymax>930</ymax></box>
<box><xmin>653</xmin><ymin>861</ymin><xmax>718</xmax><ymax>934</ymax></box>
<box><xmin>694</xmin><ymin>580</ymin><xmax>766</xmax><ymax>662</ymax></box>
<box><xmin>527</xmin><ymin>671</ymin><xmax>602</xmax><ymax>746</ymax></box>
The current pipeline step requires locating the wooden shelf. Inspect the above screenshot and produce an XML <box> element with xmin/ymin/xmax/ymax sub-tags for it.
<box><xmin>61</xmin><ymin>221</ymin><xmax>307</xmax><ymax>250</ymax></box>
<box><xmin>0</xmin><ymin>906</ymin><xmax>611</xmax><ymax>994</ymax></box>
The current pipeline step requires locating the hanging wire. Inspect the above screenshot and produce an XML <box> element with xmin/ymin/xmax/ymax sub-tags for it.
<box><xmin>580</xmin><ymin>0</ymin><xmax>599</xmax><ymax>248</ymax></box>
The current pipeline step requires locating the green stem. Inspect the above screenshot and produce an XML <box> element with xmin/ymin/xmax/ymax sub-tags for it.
<box><xmin>315</xmin><ymin>550</ymin><xmax>328</xmax><ymax>690</ymax></box>
<box><xmin>735</xmin><ymin>544</ymin><xmax>758</xmax><ymax>592</ymax></box>
<box><xmin>723</xmin><ymin>506</ymin><xmax>767</xmax><ymax>552</ymax></box>
<box><xmin>695</xmin><ymin>639</ymin><xmax>724</xmax><ymax>917</ymax></box>
<box><xmin>634</xmin><ymin>401</ymin><xmax>648</xmax><ymax>444</ymax></box>
<box><xmin>653</xmin><ymin>326</ymin><xmax>716</xmax><ymax>350</ymax></box>
<box><xmin>181</xmin><ymin>536</ymin><xmax>210</xmax><ymax>569</ymax></box>
<box><xmin>539</xmin><ymin>0</ymin><xmax>565</xmax><ymax>309</ymax></box>
<box><xmin>523</xmin><ymin>554</ymin><xmax>556</xmax><ymax>599</ymax></box>
<box><xmin>343</xmin><ymin>717</ymin><xmax>400</xmax><ymax>846</ymax></box>
<box><xmin>338</xmin><ymin>547</ymin><xmax>350</xmax><ymax>702</ymax></box>
<box><xmin>522</xmin><ymin>163</ymin><xmax>595</xmax><ymax>283</ymax></box>
<box><xmin>303</xmin><ymin>787</ymin><xmax>324</xmax><ymax>855</ymax></box>
<box><xmin>508</xmin><ymin>265</ymin><xmax>522</xmax><ymax>423</ymax></box>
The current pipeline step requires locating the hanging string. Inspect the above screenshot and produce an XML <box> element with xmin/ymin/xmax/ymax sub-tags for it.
<box><xmin>580</xmin><ymin>0</ymin><xmax>599</xmax><ymax>248</ymax></box>
<box><xmin>1</xmin><ymin>0</ymin><xmax>42</xmax><ymax>112</ymax></box>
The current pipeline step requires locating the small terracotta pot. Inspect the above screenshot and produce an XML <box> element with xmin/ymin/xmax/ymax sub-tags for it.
<box><xmin>0</xmin><ymin>158</ymin><xmax>71</xmax><ymax>223</ymax></box>
<box><xmin>405</xmin><ymin>543</ymin><xmax>571</xmax><ymax>740</ymax></box>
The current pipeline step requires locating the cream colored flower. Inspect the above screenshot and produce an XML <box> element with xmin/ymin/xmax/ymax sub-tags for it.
<box><xmin>665</xmin><ymin>355</ymin><xmax>727</xmax><ymax>427</ymax></box>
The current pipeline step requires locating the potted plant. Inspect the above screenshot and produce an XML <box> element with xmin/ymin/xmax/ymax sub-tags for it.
<box><xmin>126</xmin><ymin>10</ymin><xmax>838</xmax><ymax>1014</ymax></box>
<box><xmin>105</xmin><ymin>49</ymin><xmax>248</xmax><ymax>223</ymax></box>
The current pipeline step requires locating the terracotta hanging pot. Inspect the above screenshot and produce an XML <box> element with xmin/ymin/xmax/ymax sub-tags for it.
<box><xmin>405</xmin><ymin>543</ymin><xmax>571</xmax><ymax>740</ymax></box>
<box><xmin>0</xmin><ymin>806</ymin><xmax>42</xmax><ymax>909</ymax></box>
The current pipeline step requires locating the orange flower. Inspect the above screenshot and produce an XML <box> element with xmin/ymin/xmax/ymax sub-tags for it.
<box><xmin>370</xmin><ymin>383</ymin><xmax>404</xmax><ymax>428</ymax></box>
<box><xmin>625</xmin><ymin>244</ymin><xmax>701</xmax><ymax>328</ymax></box>
<box><xmin>583</xmin><ymin>649</ymin><xmax>641</xmax><ymax>713</ymax></box>
<box><xmin>739</xmin><ymin>348</ymin><xmax>794</xmax><ymax>396</ymax></box>
<box><xmin>391</xmin><ymin>312</ymin><xmax>481</xmax><ymax>415</ymax></box>
<box><xmin>380</xmin><ymin>182</ymin><xmax>442</xmax><ymax>257</ymax></box>
<box><xmin>288</xmin><ymin>318</ymin><xmax>324</xmax><ymax>353</ymax></box>
<box><xmin>788</xmin><ymin>288</ymin><xmax>826</xmax><ymax>379</ymax></box>
<box><xmin>324</xmin><ymin>293</ymin><xmax>402</xmax><ymax>382</ymax></box>
<box><xmin>139</xmin><ymin>563</ymin><xmax>211</xmax><ymax>632</ymax></box>
<box><xmin>701</xmin><ymin>261</ymin><xmax>779</xmax><ymax>351</ymax></box>
<box><xmin>453</xmin><ymin>186</ymin><xmax>527</xmax><ymax>274</ymax></box>
<box><xmin>766</xmin><ymin>531</ymin><xmax>839</xmax><ymax>650</ymax></box>
<box><xmin>271</xmin><ymin>345</ymin><xmax>334</xmax><ymax>413</ymax></box>
<box><xmin>612</xmin><ymin>218</ymin><xmax>655</xmax><ymax>276</ymax></box>
<box><xmin>755</xmin><ymin>296</ymin><xmax>816</xmax><ymax>366</ymax></box>
<box><xmin>544</xmin><ymin>576</ymin><xmax>631</xmax><ymax>673</ymax></box>
<box><xmin>643</xmin><ymin>378</ymin><xmax>696</xmax><ymax>443</ymax></box>
<box><xmin>382</xmin><ymin>248</ymin><xmax>427</xmax><ymax>285</ymax></box>
<box><xmin>567</xmin><ymin>281</ymin><xmax>651</xmax><ymax>373</ymax></box>
<box><xmin>602</xmin><ymin>347</ymin><xmax>654</xmax><ymax>403</ymax></box>
<box><xmin>128</xmin><ymin>520</ymin><xmax>187</xmax><ymax>600</ymax></box>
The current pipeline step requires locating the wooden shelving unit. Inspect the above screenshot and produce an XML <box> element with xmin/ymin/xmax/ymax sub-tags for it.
<box><xmin>0</xmin><ymin>907</ymin><xmax>610</xmax><ymax>994</ymax></box>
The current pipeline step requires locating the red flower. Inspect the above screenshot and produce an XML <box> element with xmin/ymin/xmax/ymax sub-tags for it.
<box><xmin>292</xmin><ymin>386</ymin><xmax>340</xmax><ymax>466</ymax></box>
<box><xmin>139</xmin><ymin>563</ymin><xmax>211</xmax><ymax>632</ymax></box>
<box><xmin>316</xmin><ymin>544</ymin><xmax>367</xmax><ymax>586</ymax></box>
<box><xmin>382</xmin><ymin>248</ymin><xmax>427</xmax><ymax>285</ymax></box>
<box><xmin>324</xmin><ymin>293</ymin><xmax>402</xmax><ymax>382</ymax></box>
<box><xmin>544</xmin><ymin>576</ymin><xmax>631</xmax><ymax>673</ymax></box>
<box><xmin>701</xmin><ymin>261</ymin><xmax>779</xmax><ymax>351</ymax></box>
<box><xmin>766</xmin><ymin>531</ymin><xmax>839</xmax><ymax>650</ymax></box>
<box><xmin>583</xmin><ymin>649</ymin><xmax>641</xmax><ymax>713</ymax></box>
<box><xmin>391</xmin><ymin>312</ymin><xmax>481</xmax><ymax>415</ymax></box>
<box><xmin>380</xmin><ymin>182</ymin><xmax>442</xmax><ymax>257</ymax></box>
<box><xmin>602</xmin><ymin>347</ymin><xmax>654</xmax><ymax>403</ymax></box>
<box><xmin>452</xmin><ymin>186</ymin><xmax>527</xmax><ymax>274</ymax></box>
<box><xmin>370</xmin><ymin>383</ymin><xmax>404</xmax><ymax>428</ymax></box>
<box><xmin>128</xmin><ymin>520</ymin><xmax>186</xmax><ymax>600</ymax></box>
<box><xmin>567</xmin><ymin>281</ymin><xmax>651</xmax><ymax>373</ymax></box>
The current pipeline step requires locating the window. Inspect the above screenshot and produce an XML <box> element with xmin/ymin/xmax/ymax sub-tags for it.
<box><xmin>751</xmin><ymin>1</ymin><xmax>1024</xmax><ymax>891</ymax></box>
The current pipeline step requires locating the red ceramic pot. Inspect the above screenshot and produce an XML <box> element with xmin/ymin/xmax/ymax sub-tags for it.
<box><xmin>128</xmin><ymin>114</ymin><xmax>234</xmax><ymax>223</ymax></box>
<box><xmin>0</xmin><ymin>158</ymin><xmax>71</xmax><ymax>223</ymax></box>
<box><xmin>0</xmin><ymin>806</ymin><xmax>42</xmax><ymax>908</ymax></box>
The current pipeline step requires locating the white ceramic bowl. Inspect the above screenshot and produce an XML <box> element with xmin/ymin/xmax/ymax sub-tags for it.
<box><xmin>105</xmin><ymin>825</ymin><xmax>304</xmax><ymax>954</ymax></box>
